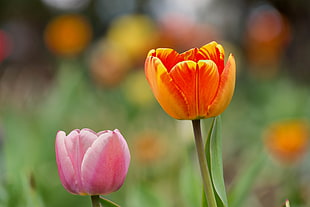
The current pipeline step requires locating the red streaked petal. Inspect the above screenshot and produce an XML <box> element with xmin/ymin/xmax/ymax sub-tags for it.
<box><xmin>180</xmin><ymin>47</ymin><xmax>206</xmax><ymax>62</ymax></box>
<box><xmin>145</xmin><ymin>56</ymin><xmax>190</xmax><ymax>119</ymax></box>
<box><xmin>208</xmin><ymin>54</ymin><xmax>236</xmax><ymax>117</ymax></box>
<box><xmin>197</xmin><ymin>60</ymin><xmax>220</xmax><ymax>118</ymax></box>
<box><xmin>147</xmin><ymin>49</ymin><xmax>156</xmax><ymax>57</ymax></box>
<box><xmin>199</xmin><ymin>41</ymin><xmax>225</xmax><ymax>73</ymax></box>
<box><xmin>169</xmin><ymin>60</ymin><xmax>197</xmax><ymax>119</ymax></box>
<box><xmin>154</xmin><ymin>48</ymin><xmax>182</xmax><ymax>72</ymax></box>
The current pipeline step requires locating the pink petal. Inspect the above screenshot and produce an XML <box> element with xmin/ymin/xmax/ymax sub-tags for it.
<box><xmin>55</xmin><ymin>131</ymin><xmax>78</xmax><ymax>194</ymax></box>
<box><xmin>81</xmin><ymin>130</ymin><xmax>130</xmax><ymax>195</ymax></box>
<box><xmin>63</xmin><ymin>129</ymin><xmax>84</xmax><ymax>193</ymax></box>
<box><xmin>79</xmin><ymin>128</ymin><xmax>98</xmax><ymax>157</ymax></box>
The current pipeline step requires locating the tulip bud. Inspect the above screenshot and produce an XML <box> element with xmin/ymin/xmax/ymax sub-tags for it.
<box><xmin>55</xmin><ymin>128</ymin><xmax>130</xmax><ymax>195</ymax></box>
<box><xmin>145</xmin><ymin>41</ymin><xmax>236</xmax><ymax>120</ymax></box>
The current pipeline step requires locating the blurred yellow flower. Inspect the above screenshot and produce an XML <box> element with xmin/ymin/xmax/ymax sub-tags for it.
<box><xmin>264</xmin><ymin>120</ymin><xmax>309</xmax><ymax>164</ymax></box>
<box><xmin>106</xmin><ymin>14</ymin><xmax>158</xmax><ymax>64</ymax></box>
<box><xmin>44</xmin><ymin>14</ymin><xmax>92</xmax><ymax>57</ymax></box>
<box><xmin>123</xmin><ymin>71</ymin><xmax>155</xmax><ymax>107</ymax></box>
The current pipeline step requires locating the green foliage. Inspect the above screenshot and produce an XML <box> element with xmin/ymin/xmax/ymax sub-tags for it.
<box><xmin>228</xmin><ymin>151</ymin><xmax>266</xmax><ymax>207</ymax></box>
<box><xmin>0</xmin><ymin>59</ymin><xmax>310</xmax><ymax>207</ymax></box>
<box><xmin>204</xmin><ymin>116</ymin><xmax>228</xmax><ymax>207</ymax></box>
<box><xmin>99</xmin><ymin>196</ymin><xmax>120</xmax><ymax>207</ymax></box>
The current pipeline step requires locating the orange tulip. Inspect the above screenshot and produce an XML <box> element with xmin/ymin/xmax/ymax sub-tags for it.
<box><xmin>264</xmin><ymin>120</ymin><xmax>309</xmax><ymax>164</ymax></box>
<box><xmin>145</xmin><ymin>41</ymin><xmax>236</xmax><ymax>120</ymax></box>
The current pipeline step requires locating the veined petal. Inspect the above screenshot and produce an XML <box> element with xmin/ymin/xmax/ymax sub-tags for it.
<box><xmin>81</xmin><ymin>130</ymin><xmax>130</xmax><ymax>195</ymax></box>
<box><xmin>208</xmin><ymin>54</ymin><xmax>236</xmax><ymax>117</ymax></box>
<box><xmin>197</xmin><ymin>60</ymin><xmax>220</xmax><ymax>118</ymax></box>
<box><xmin>145</xmin><ymin>56</ymin><xmax>190</xmax><ymax>119</ymax></box>
<box><xmin>181</xmin><ymin>47</ymin><xmax>206</xmax><ymax>62</ymax></box>
<box><xmin>151</xmin><ymin>48</ymin><xmax>183</xmax><ymax>72</ymax></box>
<box><xmin>55</xmin><ymin>131</ymin><xmax>78</xmax><ymax>194</ymax></box>
<box><xmin>79</xmin><ymin>129</ymin><xmax>97</xmax><ymax>157</ymax></box>
<box><xmin>199</xmin><ymin>41</ymin><xmax>225</xmax><ymax>73</ymax></box>
<box><xmin>169</xmin><ymin>60</ymin><xmax>197</xmax><ymax>119</ymax></box>
<box><xmin>64</xmin><ymin>129</ymin><xmax>84</xmax><ymax>193</ymax></box>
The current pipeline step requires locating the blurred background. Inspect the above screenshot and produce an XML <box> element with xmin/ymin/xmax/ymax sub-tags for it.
<box><xmin>0</xmin><ymin>0</ymin><xmax>310</xmax><ymax>206</ymax></box>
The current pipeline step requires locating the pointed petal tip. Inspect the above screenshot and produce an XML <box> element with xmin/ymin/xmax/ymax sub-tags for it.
<box><xmin>113</xmin><ymin>129</ymin><xmax>121</xmax><ymax>134</ymax></box>
<box><xmin>147</xmin><ymin>49</ymin><xmax>156</xmax><ymax>57</ymax></box>
<box><xmin>226</xmin><ymin>53</ymin><xmax>236</xmax><ymax>70</ymax></box>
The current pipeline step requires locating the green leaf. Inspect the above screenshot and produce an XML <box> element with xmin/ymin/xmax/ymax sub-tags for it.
<box><xmin>99</xmin><ymin>197</ymin><xmax>120</xmax><ymax>207</ymax></box>
<box><xmin>179</xmin><ymin>155</ymin><xmax>201</xmax><ymax>207</ymax></box>
<box><xmin>201</xmin><ymin>190</ymin><xmax>208</xmax><ymax>207</ymax></box>
<box><xmin>126</xmin><ymin>184</ymin><xmax>163</xmax><ymax>207</ymax></box>
<box><xmin>228</xmin><ymin>152</ymin><xmax>266</xmax><ymax>207</ymax></box>
<box><xmin>205</xmin><ymin>116</ymin><xmax>228</xmax><ymax>207</ymax></box>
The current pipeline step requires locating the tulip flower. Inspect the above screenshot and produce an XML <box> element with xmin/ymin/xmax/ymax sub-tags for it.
<box><xmin>55</xmin><ymin>128</ymin><xmax>130</xmax><ymax>196</ymax></box>
<box><xmin>145</xmin><ymin>41</ymin><xmax>236</xmax><ymax>120</ymax></box>
<box><xmin>264</xmin><ymin>120</ymin><xmax>309</xmax><ymax>164</ymax></box>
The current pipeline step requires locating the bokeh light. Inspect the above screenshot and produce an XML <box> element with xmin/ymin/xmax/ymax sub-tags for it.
<box><xmin>0</xmin><ymin>30</ymin><xmax>11</xmax><ymax>62</ymax></box>
<box><xmin>88</xmin><ymin>39</ymin><xmax>131</xmax><ymax>88</ymax></box>
<box><xmin>94</xmin><ymin>0</ymin><xmax>136</xmax><ymax>24</ymax></box>
<box><xmin>157</xmin><ymin>13</ymin><xmax>219</xmax><ymax>51</ymax></box>
<box><xmin>106</xmin><ymin>14</ymin><xmax>158</xmax><ymax>64</ymax></box>
<box><xmin>1</xmin><ymin>20</ymin><xmax>41</xmax><ymax>62</ymax></box>
<box><xmin>264</xmin><ymin>120</ymin><xmax>309</xmax><ymax>164</ymax></box>
<box><xmin>41</xmin><ymin>0</ymin><xmax>90</xmax><ymax>11</ymax></box>
<box><xmin>244</xmin><ymin>4</ymin><xmax>291</xmax><ymax>78</ymax></box>
<box><xmin>132</xmin><ymin>132</ymin><xmax>167</xmax><ymax>166</ymax></box>
<box><xmin>0</xmin><ymin>0</ymin><xmax>310</xmax><ymax>206</ymax></box>
<box><xmin>44</xmin><ymin>14</ymin><xmax>92</xmax><ymax>57</ymax></box>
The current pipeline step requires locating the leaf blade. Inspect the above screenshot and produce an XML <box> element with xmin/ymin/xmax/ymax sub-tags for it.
<box><xmin>205</xmin><ymin>116</ymin><xmax>228</xmax><ymax>207</ymax></box>
<box><xmin>99</xmin><ymin>196</ymin><xmax>120</xmax><ymax>207</ymax></box>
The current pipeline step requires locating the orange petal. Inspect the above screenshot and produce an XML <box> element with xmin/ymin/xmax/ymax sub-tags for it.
<box><xmin>199</xmin><ymin>41</ymin><xmax>225</xmax><ymax>73</ymax></box>
<box><xmin>197</xmin><ymin>60</ymin><xmax>220</xmax><ymax>118</ymax></box>
<box><xmin>147</xmin><ymin>49</ymin><xmax>156</xmax><ymax>57</ymax></box>
<box><xmin>145</xmin><ymin>56</ymin><xmax>189</xmax><ymax>119</ymax></box>
<box><xmin>153</xmin><ymin>48</ymin><xmax>183</xmax><ymax>72</ymax></box>
<box><xmin>207</xmin><ymin>54</ymin><xmax>236</xmax><ymax>117</ymax></box>
<box><xmin>181</xmin><ymin>48</ymin><xmax>205</xmax><ymax>62</ymax></box>
<box><xmin>169</xmin><ymin>60</ymin><xmax>198</xmax><ymax>119</ymax></box>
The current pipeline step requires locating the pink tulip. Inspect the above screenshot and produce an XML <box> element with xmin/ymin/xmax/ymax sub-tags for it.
<box><xmin>55</xmin><ymin>128</ymin><xmax>130</xmax><ymax>195</ymax></box>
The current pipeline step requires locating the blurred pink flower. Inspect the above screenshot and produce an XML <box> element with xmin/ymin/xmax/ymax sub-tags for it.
<box><xmin>55</xmin><ymin>128</ymin><xmax>130</xmax><ymax>195</ymax></box>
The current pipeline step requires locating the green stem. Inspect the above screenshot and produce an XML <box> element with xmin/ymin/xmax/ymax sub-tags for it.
<box><xmin>192</xmin><ymin>119</ymin><xmax>217</xmax><ymax>207</ymax></box>
<box><xmin>91</xmin><ymin>195</ymin><xmax>101</xmax><ymax>207</ymax></box>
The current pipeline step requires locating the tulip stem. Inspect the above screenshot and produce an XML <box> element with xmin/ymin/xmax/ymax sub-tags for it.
<box><xmin>192</xmin><ymin>119</ymin><xmax>217</xmax><ymax>207</ymax></box>
<box><xmin>91</xmin><ymin>195</ymin><xmax>102</xmax><ymax>207</ymax></box>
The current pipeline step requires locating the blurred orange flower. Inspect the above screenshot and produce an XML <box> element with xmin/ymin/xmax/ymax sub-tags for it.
<box><xmin>145</xmin><ymin>41</ymin><xmax>236</xmax><ymax>120</ymax></box>
<box><xmin>264</xmin><ymin>120</ymin><xmax>309</xmax><ymax>164</ymax></box>
<box><xmin>245</xmin><ymin>5</ymin><xmax>291</xmax><ymax>78</ymax></box>
<box><xmin>132</xmin><ymin>132</ymin><xmax>167</xmax><ymax>166</ymax></box>
<box><xmin>44</xmin><ymin>14</ymin><xmax>92</xmax><ymax>57</ymax></box>
<box><xmin>88</xmin><ymin>40</ymin><xmax>131</xmax><ymax>88</ymax></box>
